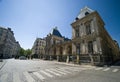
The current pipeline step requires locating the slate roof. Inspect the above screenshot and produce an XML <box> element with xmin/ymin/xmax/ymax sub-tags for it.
<box><xmin>50</xmin><ymin>27</ymin><xmax>62</xmax><ymax>37</ymax></box>
<box><xmin>64</xmin><ymin>37</ymin><xmax>71</xmax><ymax>41</ymax></box>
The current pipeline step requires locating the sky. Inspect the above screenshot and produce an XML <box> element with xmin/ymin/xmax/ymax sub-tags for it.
<box><xmin>0</xmin><ymin>0</ymin><xmax>120</xmax><ymax>49</ymax></box>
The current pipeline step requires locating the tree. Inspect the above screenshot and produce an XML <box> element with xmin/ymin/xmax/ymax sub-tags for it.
<box><xmin>24</xmin><ymin>49</ymin><xmax>32</xmax><ymax>59</ymax></box>
<box><xmin>18</xmin><ymin>48</ymin><xmax>32</xmax><ymax>59</ymax></box>
<box><xmin>19</xmin><ymin>48</ymin><xmax>25</xmax><ymax>56</ymax></box>
<box><xmin>25</xmin><ymin>49</ymin><xmax>32</xmax><ymax>55</ymax></box>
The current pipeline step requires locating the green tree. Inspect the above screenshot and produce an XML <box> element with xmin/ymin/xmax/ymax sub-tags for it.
<box><xmin>18</xmin><ymin>48</ymin><xmax>32</xmax><ymax>59</ymax></box>
<box><xmin>24</xmin><ymin>49</ymin><xmax>32</xmax><ymax>58</ymax></box>
<box><xmin>25</xmin><ymin>49</ymin><xmax>31</xmax><ymax>55</ymax></box>
<box><xmin>19</xmin><ymin>48</ymin><xmax>25</xmax><ymax>56</ymax></box>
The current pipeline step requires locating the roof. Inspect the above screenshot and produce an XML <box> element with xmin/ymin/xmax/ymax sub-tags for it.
<box><xmin>76</xmin><ymin>6</ymin><xmax>94</xmax><ymax>20</ymax></box>
<box><xmin>64</xmin><ymin>37</ymin><xmax>71</xmax><ymax>41</ymax></box>
<box><xmin>50</xmin><ymin>27</ymin><xmax>62</xmax><ymax>37</ymax></box>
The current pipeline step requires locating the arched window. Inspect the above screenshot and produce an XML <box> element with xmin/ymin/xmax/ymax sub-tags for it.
<box><xmin>75</xmin><ymin>17</ymin><xmax>79</xmax><ymax>20</ymax></box>
<box><xmin>85</xmin><ymin>12</ymin><xmax>89</xmax><ymax>15</ymax></box>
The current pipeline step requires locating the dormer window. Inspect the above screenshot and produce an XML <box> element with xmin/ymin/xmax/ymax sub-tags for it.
<box><xmin>85</xmin><ymin>12</ymin><xmax>89</xmax><ymax>15</ymax></box>
<box><xmin>75</xmin><ymin>17</ymin><xmax>79</xmax><ymax>21</ymax></box>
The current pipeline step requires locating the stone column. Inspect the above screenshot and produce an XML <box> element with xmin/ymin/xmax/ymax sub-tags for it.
<box><xmin>72</xmin><ymin>43</ymin><xmax>76</xmax><ymax>55</ymax></box>
<box><xmin>91</xmin><ymin>20</ymin><xmax>95</xmax><ymax>33</ymax></box>
<box><xmin>93</xmin><ymin>17</ymin><xmax>99</xmax><ymax>34</ymax></box>
<box><xmin>85</xmin><ymin>41</ymin><xmax>88</xmax><ymax>54</ymax></box>
<box><xmin>89</xmin><ymin>53</ymin><xmax>94</xmax><ymax>65</ymax></box>
<box><xmin>76</xmin><ymin>55</ymin><xmax>79</xmax><ymax>64</ymax></box>
<box><xmin>66</xmin><ymin>55</ymin><xmax>69</xmax><ymax>63</ymax></box>
<box><xmin>93</xmin><ymin>40</ymin><xmax>98</xmax><ymax>54</ymax></box>
<box><xmin>57</xmin><ymin>55</ymin><xmax>59</xmax><ymax>62</ymax></box>
<box><xmin>50</xmin><ymin>55</ymin><xmax>52</xmax><ymax>60</ymax></box>
<box><xmin>72</xmin><ymin>28</ymin><xmax>75</xmax><ymax>39</ymax></box>
<box><xmin>83</xmin><ymin>24</ymin><xmax>86</xmax><ymax>36</ymax></box>
<box><xmin>96</xmin><ymin>37</ymin><xmax>102</xmax><ymax>54</ymax></box>
<box><xmin>81</xmin><ymin>24</ymin><xmax>84</xmax><ymax>36</ymax></box>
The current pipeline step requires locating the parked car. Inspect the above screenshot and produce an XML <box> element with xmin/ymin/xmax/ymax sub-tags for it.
<box><xmin>19</xmin><ymin>56</ymin><xmax>27</xmax><ymax>60</ymax></box>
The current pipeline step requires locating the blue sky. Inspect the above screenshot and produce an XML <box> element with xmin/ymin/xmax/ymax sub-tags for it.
<box><xmin>0</xmin><ymin>0</ymin><xmax>120</xmax><ymax>49</ymax></box>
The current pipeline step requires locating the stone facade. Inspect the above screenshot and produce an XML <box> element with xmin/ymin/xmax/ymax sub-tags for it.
<box><xmin>71</xmin><ymin>7</ymin><xmax>120</xmax><ymax>65</ymax></box>
<box><xmin>0</xmin><ymin>27</ymin><xmax>21</xmax><ymax>58</ymax></box>
<box><xmin>32</xmin><ymin>38</ymin><xmax>46</xmax><ymax>58</ymax></box>
<box><xmin>45</xmin><ymin>27</ymin><xmax>71</xmax><ymax>62</ymax></box>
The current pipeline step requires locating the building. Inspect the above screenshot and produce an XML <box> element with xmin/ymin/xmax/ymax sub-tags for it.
<box><xmin>0</xmin><ymin>27</ymin><xmax>21</xmax><ymax>58</ymax></box>
<box><xmin>12</xmin><ymin>41</ymin><xmax>21</xmax><ymax>57</ymax></box>
<box><xmin>35</xmin><ymin>6</ymin><xmax>120</xmax><ymax>65</ymax></box>
<box><xmin>71</xmin><ymin>6</ymin><xmax>120</xmax><ymax>65</ymax></box>
<box><xmin>32</xmin><ymin>38</ymin><xmax>46</xmax><ymax>58</ymax></box>
<box><xmin>45</xmin><ymin>27</ymin><xmax>71</xmax><ymax>61</ymax></box>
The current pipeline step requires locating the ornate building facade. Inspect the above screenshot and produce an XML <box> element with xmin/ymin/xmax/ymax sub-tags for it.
<box><xmin>71</xmin><ymin>7</ymin><xmax>120</xmax><ymax>65</ymax></box>
<box><xmin>45</xmin><ymin>27</ymin><xmax>71</xmax><ymax>62</ymax></box>
<box><xmin>34</xmin><ymin>7</ymin><xmax>120</xmax><ymax>65</ymax></box>
<box><xmin>0</xmin><ymin>27</ymin><xmax>21</xmax><ymax>58</ymax></box>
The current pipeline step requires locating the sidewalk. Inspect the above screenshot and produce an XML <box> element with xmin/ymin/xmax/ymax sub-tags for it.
<box><xmin>53</xmin><ymin>61</ymin><xmax>96</xmax><ymax>68</ymax></box>
<box><xmin>0</xmin><ymin>59</ymin><xmax>7</xmax><ymax>70</ymax></box>
<box><xmin>28</xmin><ymin>59</ymin><xmax>96</xmax><ymax>68</ymax></box>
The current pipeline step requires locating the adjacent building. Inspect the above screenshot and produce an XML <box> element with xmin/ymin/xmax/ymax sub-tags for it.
<box><xmin>45</xmin><ymin>27</ymin><xmax>71</xmax><ymax>61</ymax></box>
<box><xmin>0</xmin><ymin>27</ymin><xmax>21</xmax><ymax>58</ymax></box>
<box><xmin>32</xmin><ymin>38</ymin><xmax>46</xmax><ymax>58</ymax></box>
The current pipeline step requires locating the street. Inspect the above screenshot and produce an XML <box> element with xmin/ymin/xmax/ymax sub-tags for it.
<box><xmin>0</xmin><ymin>59</ymin><xmax>120</xmax><ymax>82</ymax></box>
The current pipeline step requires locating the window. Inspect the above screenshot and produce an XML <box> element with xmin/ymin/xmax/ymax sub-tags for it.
<box><xmin>86</xmin><ymin>24</ymin><xmax>91</xmax><ymax>35</ymax></box>
<box><xmin>85</xmin><ymin>12</ymin><xmax>89</xmax><ymax>15</ymax></box>
<box><xmin>0</xmin><ymin>29</ymin><xmax>3</xmax><ymax>35</ymax></box>
<box><xmin>76</xmin><ymin>44</ymin><xmax>80</xmax><ymax>55</ymax></box>
<box><xmin>75</xmin><ymin>28</ymin><xmax>79</xmax><ymax>37</ymax></box>
<box><xmin>36</xmin><ymin>43</ymin><xmax>38</xmax><ymax>46</ymax></box>
<box><xmin>88</xmin><ymin>41</ymin><xmax>93</xmax><ymax>54</ymax></box>
<box><xmin>35</xmin><ymin>48</ymin><xmax>37</xmax><ymax>50</ymax></box>
<box><xmin>53</xmin><ymin>40</ymin><xmax>56</xmax><ymax>44</ymax></box>
<box><xmin>75</xmin><ymin>17</ymin><xmax>79</xmax><ymax>21</ymax></box>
